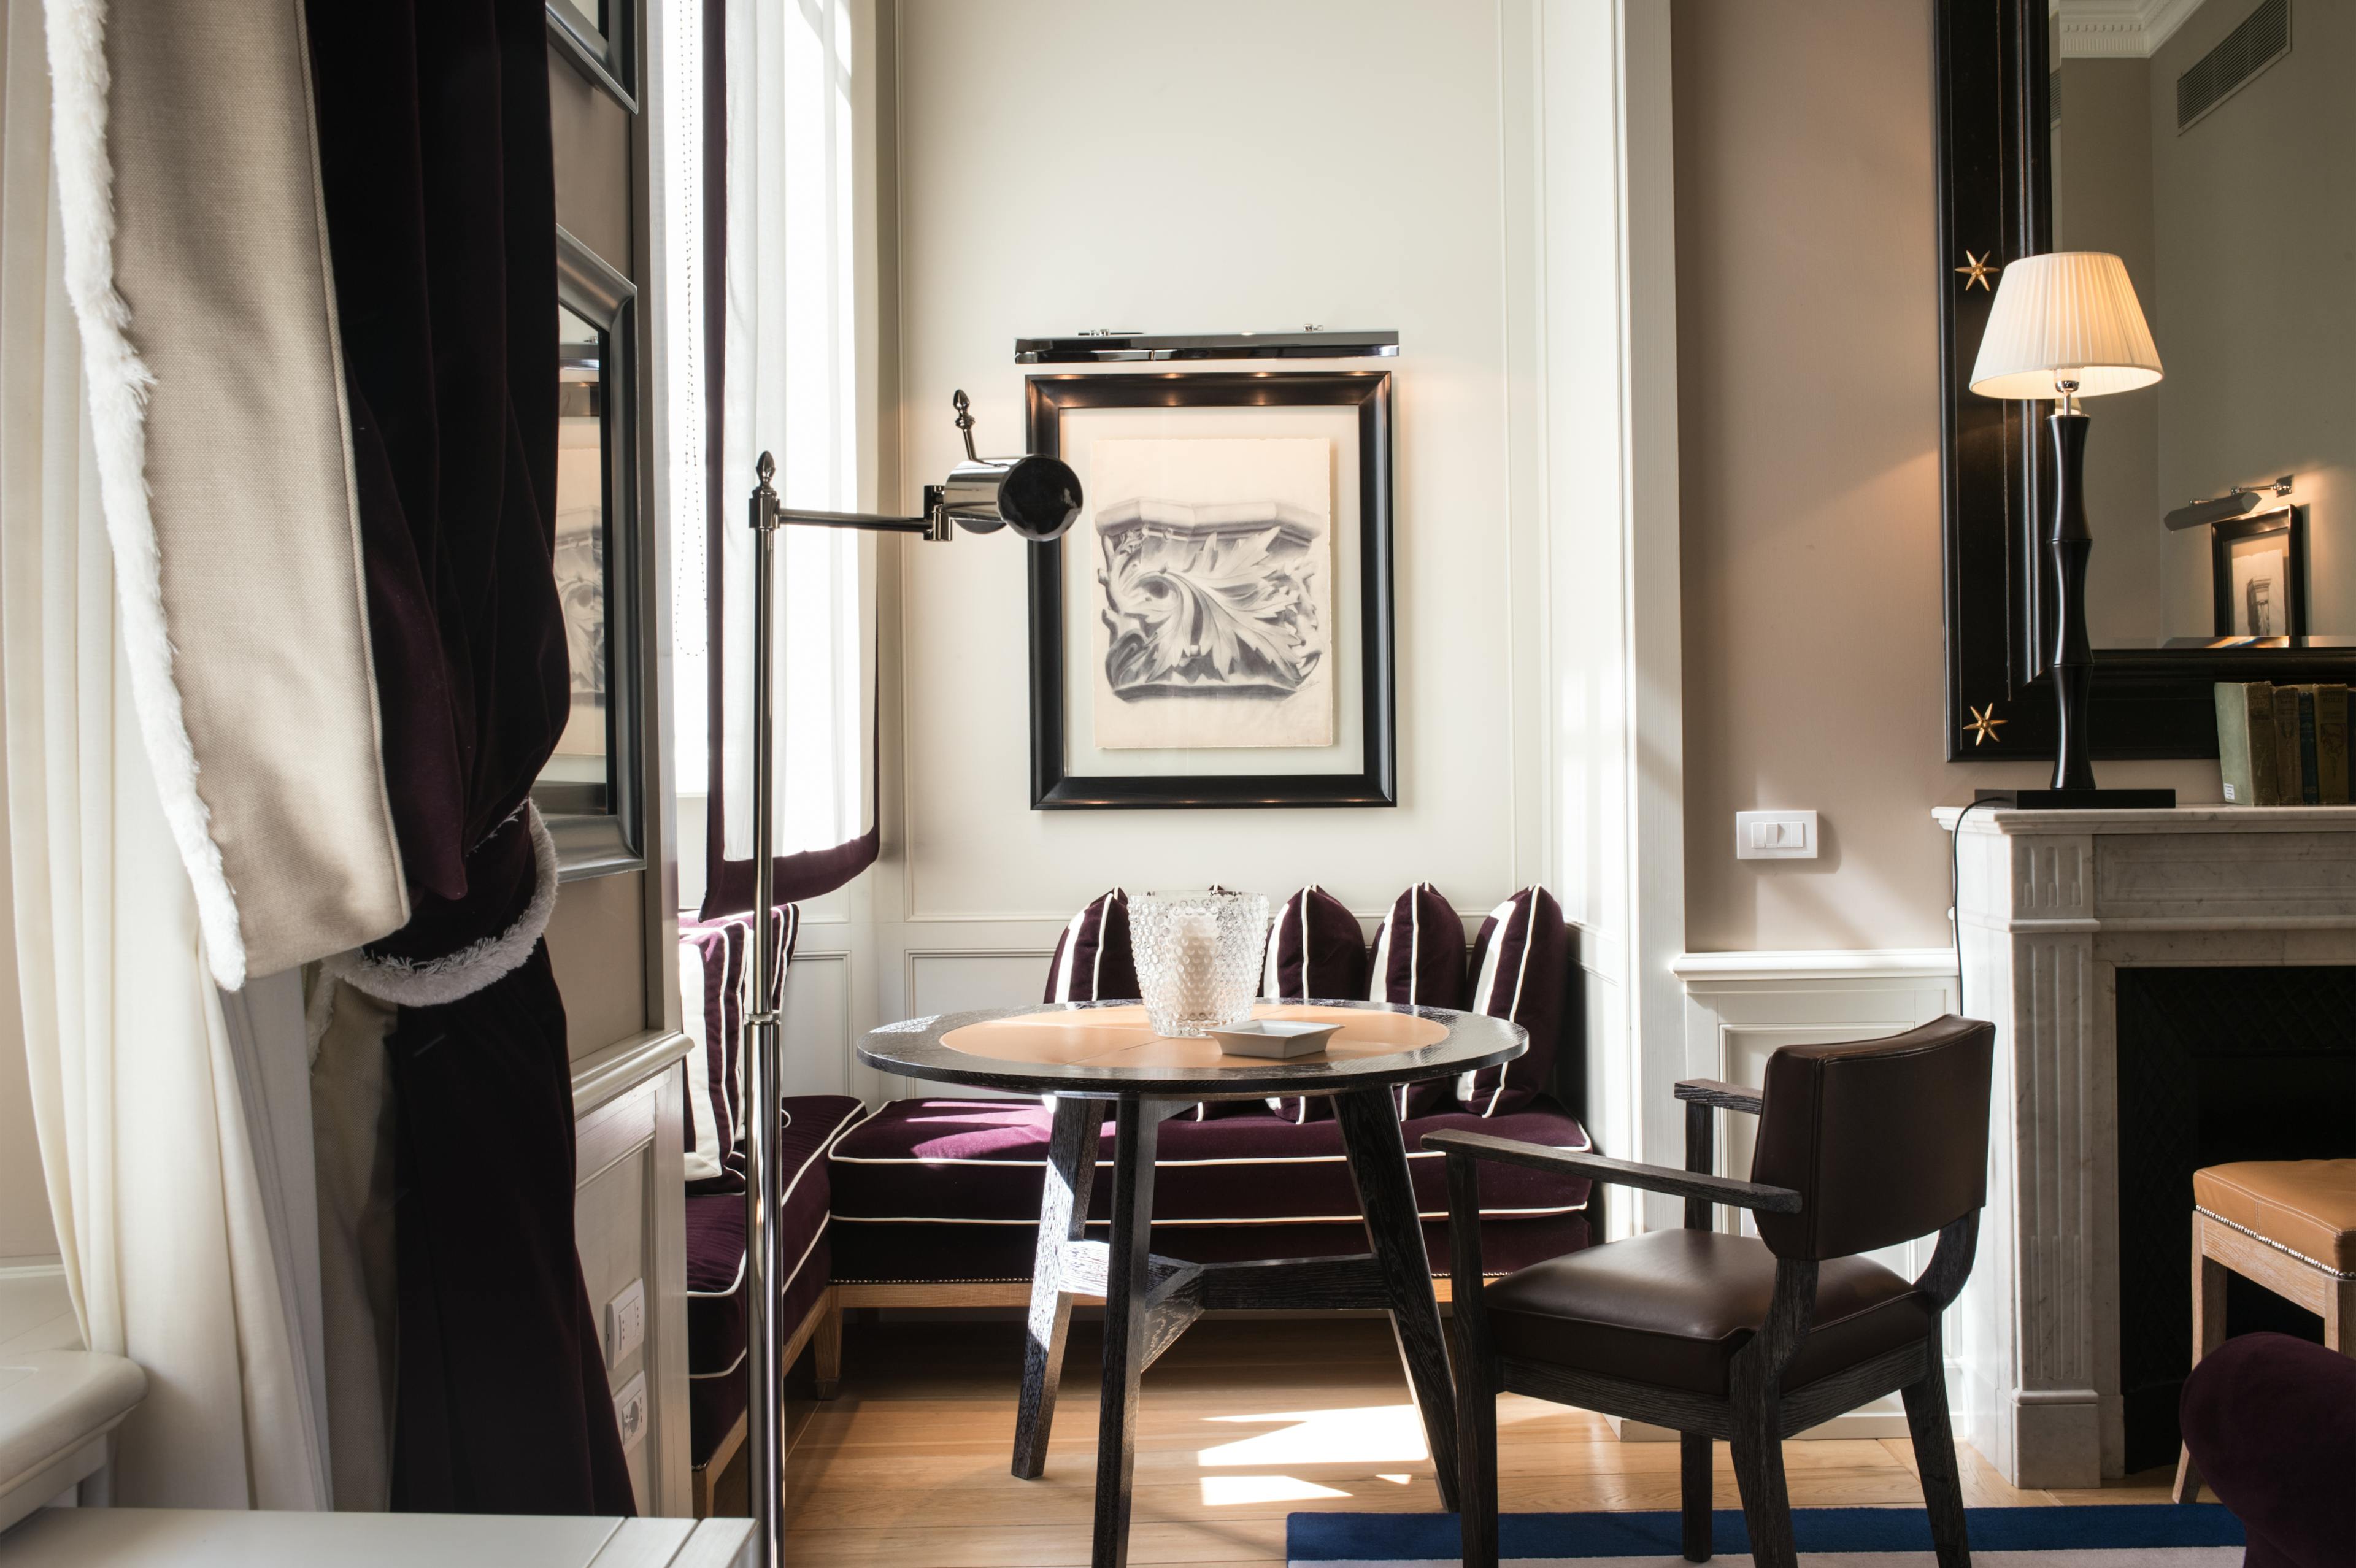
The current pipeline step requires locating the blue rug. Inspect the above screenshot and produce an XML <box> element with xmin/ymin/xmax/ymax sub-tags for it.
<box><xmin>1286</xmin><ymin>1504</ymin><xmax>2246</xmax><ymax>1564</ymax></box>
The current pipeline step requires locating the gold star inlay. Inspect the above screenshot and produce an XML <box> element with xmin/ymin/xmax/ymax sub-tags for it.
<box><xmin>1966</xmin><ymin>703</ymin><xmax>2007</xmax><ymax>745</ymax></box>
<box><xmin>1956</xmin><ymin>250</ymin><xmax>1998</xmax><ymax>291</ymax></box>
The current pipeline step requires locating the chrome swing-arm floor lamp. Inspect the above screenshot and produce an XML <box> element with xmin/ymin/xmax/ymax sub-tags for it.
<box><xmin>739</xmin><ymin>391</ymin><xmax>1080</xmax><ymax>1568</ymax></box>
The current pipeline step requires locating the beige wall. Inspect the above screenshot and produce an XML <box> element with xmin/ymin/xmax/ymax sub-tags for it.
<box><xmin>2055</xmin><ymin>56</ymin><xmax>2163</xmax><ymax>647</ymax></box>
<box><xmin>0</xmin><ymin>643</ymin><xmax>57</xmax><ymax>1265</ymax></box>
<box><xmin>2149</xmin><ymin>0</ymin><xmax>2356</xmax><ymax>639</ymax></box>
<box><xmin>1671</xmin><ymin>0</ymin><xmax>2213</xmax><ymax>955</ymax></box>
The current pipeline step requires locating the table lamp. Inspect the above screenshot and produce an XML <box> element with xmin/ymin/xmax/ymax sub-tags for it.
<box><xmin>1968</xmin><ymin>250</ymin><xmax>2176</xmax><ymax>809</ymax></box>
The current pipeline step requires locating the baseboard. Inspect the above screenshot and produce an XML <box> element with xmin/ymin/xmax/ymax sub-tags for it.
<box><xmin>0</xmin><ymin>1259</ymin><xmax>66</xmax><ymax>1280</ymax></box>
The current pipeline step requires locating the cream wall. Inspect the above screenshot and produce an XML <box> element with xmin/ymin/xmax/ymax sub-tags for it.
<box><xmin>2148</xmin><ymin>0</ymin><xmax>2356</xmax><ymax>639</ymax></box>
<box><xmin>0</xmin><ymin>643</ymin><xmax>56</xmax><ymax>1266</ymax></box>
<box><xmin>885</xmin><ymin>1</ymin><xmax>1547</xmax><ymax>948</ymax></box>
<box><xmin>2055</xmin><ymin>56</ymin><xmax>2163</xmax><ymax>648</ymax></box>
<box><xmin>1670</xmin><ymin>0</ymin><xmax>2214</xmax><ymax>956</ymax></box>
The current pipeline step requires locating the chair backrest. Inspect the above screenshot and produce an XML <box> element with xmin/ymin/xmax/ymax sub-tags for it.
<box><xmin>1748</xmin><ymin>1015</ymin><xmax>1994</xmax><ymax>1261</ymax></box>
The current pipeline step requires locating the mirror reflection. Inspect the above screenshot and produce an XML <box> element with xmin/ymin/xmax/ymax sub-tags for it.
<box><xmin>2050</xmin><ymin>0</ymin><xmax>2354</xmax><ymax>648</ymax></box>
<box><xmin>542</xmin><ymin>299</ymin><xmax>611</xmax><ymax>812</ymax></box>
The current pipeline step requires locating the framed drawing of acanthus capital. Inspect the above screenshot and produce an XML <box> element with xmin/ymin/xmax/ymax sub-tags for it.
<box><xmin>1025</xmin><ymin>371</ymin><xmax>1397</xmax><ymax>809</ymax></box>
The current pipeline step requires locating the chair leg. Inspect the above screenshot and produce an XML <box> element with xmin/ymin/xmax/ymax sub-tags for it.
<box><xmin>1679</xmin><ymin>1432</ymin><xmax>1712</xmax><ymax>1562</ymax></box>
<box><xmin>1726</xmin><ymin>1389</ymin><xmax>1796</xmax><ymax>1568</ymax></box>
<box><xmin>2327</xmin><ymin>1276</ymin><xmax>2354</xmax><ymax>1355</ymax></box>
<box><xmin>1454</xmin><ymin>1326</ymin><xmax>1499</xmax><ymax>1568</ymax></box>
<box><xmin>1900</xmin><ymin>1339</ymin><xmax>1971</xmax><ymax>1568</ymax></box>
<box><xmin>2174</xmin><ymin>1233</ymin><xmax>2227</xmax><ymax>1504</ymax></box>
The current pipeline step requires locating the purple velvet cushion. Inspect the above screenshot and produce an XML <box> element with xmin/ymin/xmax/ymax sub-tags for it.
<box><xmin>1263</xmin><ymin>885</ymin><xmax>1371</xmax><ymax>999</ymax></box>
<box><xmin>685</xmin><ymin>1094</ymin><xmax>861</xmax><ymax>1467</ymax></box>
<box><xmin>828</xmin><ymin>1094</ymin><xmax>1590</xmax><ymax>1230</ymax></box>
<box><xmin>1460</xmin><ymin>886</ymin><xmax>1570</xmax><ymax>1116</ymax></box>
<box><xmin>678</xmin><ymin>905</ymin><xmax>799</xmax><ymax>1187</ymax></box>
<box><xmin>1369</xmin><ymin>883</ymin><xmax>1468</xmax><ymax>1009</ymax></box>
<box><xmin>1368</xmin><ymin>885</ymin><xmax>1469</xmax><ymax>1116</ymax></box>
<box><xmin>1261</xmin><ymin>886</ymin><xmax>1372</xmax><ymax>1123</ymax></box>
<box><xmin>1043</xmin><ymin>888</ymin><xmax>1141</xmax><ymax>1002</ymax></box>
<box><xmin>2181</xmin><ymin>1331</ymin><xmax>2356</xmax><ymax>1568</ymax></box>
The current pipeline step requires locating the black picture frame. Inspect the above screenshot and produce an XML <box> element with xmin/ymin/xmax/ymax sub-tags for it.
<box><xmin>1936</xmin><ymin>0</ymin><xmax>2356</xmax><ymax>761</ymax></box>
<box><xmin>546</xmin><ymin>0</ymin><xmax>637</xmax><ymax>113</ymax></box>
<box><xmin>2211</xmin><ymin>506</ymin><xmax>2308</xmax><ymax>641</ymax></box>
<box><xmin>1025</xmin><ymin>371</ymin><xmax>1398</xmax><ymax>810</ymax></box>
<box><xmin>535</xmin><ymin>226</ymin><xmax>645</xmax><ymax>878</ymax></box>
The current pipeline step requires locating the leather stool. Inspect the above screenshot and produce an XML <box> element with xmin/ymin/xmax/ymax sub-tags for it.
<box><xmin>2173</xmin><ymin>1159</ymin><xmax>2356</xmax><ymax>1505</ymax></box>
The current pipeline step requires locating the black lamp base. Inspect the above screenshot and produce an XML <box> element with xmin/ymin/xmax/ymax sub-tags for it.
<box><xmin>1975</xmin><ymin>787</ymin><xmax>2178</xmax><ymax>810</ymax></box>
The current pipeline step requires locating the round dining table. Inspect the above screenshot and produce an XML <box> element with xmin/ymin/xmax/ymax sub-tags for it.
<box><xmin>857</xmin><ymin>998</ymin><xmax>1526</xmax><ymax>1568</ymax></box>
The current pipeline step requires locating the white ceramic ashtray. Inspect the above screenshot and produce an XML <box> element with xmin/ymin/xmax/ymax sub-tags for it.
<box><xmin>1209</xmin><ymin>1019</ymin><xmax>1340</xmax><ymax>1059</ymax></box>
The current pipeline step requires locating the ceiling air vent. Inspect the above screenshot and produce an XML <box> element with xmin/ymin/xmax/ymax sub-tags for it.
<box><xmin>2178</xmin><ymin>0</ymin><xmax>2290</xmax><ymax>133</ymax></box>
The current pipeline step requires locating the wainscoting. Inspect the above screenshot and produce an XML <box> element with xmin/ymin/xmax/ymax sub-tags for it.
<box><xmin>1668</xmin><ymin>948</ymin><xmax>1961</xmax><ymax>1440</ymax></box>
<box><xmin>570</xmin><ymin>1028</ymin><xmax>693</xmax><ymax>1515</ymax></box>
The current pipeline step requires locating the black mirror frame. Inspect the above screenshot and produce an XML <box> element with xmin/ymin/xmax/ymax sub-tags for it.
<box><xmin>547</xmin><ymin>0</ymin><xmax>637</xmax><ymax>113</ymax></box>
<box><xmin>1935</xmin><ymin>0</ymin><xmax>2355</xmax><ymax>763</ymax></box>
<box><xmin>536</xmin><ymin>226</ymin><xmax>647</xmax><ymax>880</ymax></box>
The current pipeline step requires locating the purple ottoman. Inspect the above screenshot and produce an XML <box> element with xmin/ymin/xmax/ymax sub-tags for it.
<box><xmin>2180</xmin><ymin>1331</ymin><xmax>2356</xmax><ymax>1568</ymax></box>
<box><xmin>686</xmin><ymin>1093</ymin><xmax>863</xmax><ymax>1505</ymax></box>
<box><xmin>826</xmin><ymin>1096</ymin><xmax>1593</xmax><ymax>1288</ymax></box>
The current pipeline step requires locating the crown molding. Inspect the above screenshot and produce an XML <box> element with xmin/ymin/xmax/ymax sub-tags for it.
<box><xmin>2055</xmin><ymin>0</ymin><xmax>2208</xmax><ymax>60</ymax></box>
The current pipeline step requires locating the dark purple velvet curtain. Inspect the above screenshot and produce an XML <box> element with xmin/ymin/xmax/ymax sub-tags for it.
<box><xmin>306</xmin><ymin>0</ymin><xmax>633</xmax><ymax>1515</ymax></box>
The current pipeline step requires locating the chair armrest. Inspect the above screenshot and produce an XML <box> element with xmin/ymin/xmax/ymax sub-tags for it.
<box><xmin>1674</xmin><ymin>1078</ymin><xmax>1765</xmax><ymax>1115</ymax></box>
<box><xmin>1422</xmin><ymin>1129</ymin><xmax>1802</xmax><ymax>1215</ymax></box>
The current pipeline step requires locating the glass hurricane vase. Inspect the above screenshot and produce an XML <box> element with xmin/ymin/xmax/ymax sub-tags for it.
<box><xmin>1130</xmin><ymin>889</ymin><xmax>1269</xmax><ymax>1037</ymax></box>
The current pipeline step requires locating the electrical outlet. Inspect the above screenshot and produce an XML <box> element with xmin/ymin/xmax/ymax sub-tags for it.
<box><xmin>612</xmin><ymin>1370</ymin><xmax>648</xmax><ymax>1454</ymax></box>
<box><xmin>605</xmin><ymin>1278</ymin><xmax>645</xmax><ymax>1369</ymax></box>
<box><xmin>1735</xmin><ymin>810</ymin><xmax>1819</xmax><ymax>860</ymax></box>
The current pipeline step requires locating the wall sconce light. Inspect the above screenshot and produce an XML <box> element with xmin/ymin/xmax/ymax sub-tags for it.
<box><xmin>2164</xmin><ymin>475</ymin><xmax>2296</xmax><ymax>532</ymax></box>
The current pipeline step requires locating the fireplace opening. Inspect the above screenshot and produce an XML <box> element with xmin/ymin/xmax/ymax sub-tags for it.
<box><xmin>2115</xmin><ymin>967</ymin><xmax>2356</xmax><ymax>1473</ymax></box>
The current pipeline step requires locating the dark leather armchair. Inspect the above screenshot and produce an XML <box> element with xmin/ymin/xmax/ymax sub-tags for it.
<box><xmin>1426</xmin><ymin>1016</ymin><xmax>1995</xmax><ymax>1568</ymax></box>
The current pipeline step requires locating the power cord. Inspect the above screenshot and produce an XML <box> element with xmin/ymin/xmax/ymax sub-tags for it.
<box><xmin>1947</xmin><ymin>797</ymin><xmax>2001</xmax><ymax>1020</ymax></box>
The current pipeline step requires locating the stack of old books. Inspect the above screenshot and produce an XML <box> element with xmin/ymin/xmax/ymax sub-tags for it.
<box><xmin>2216</xmin><ymin>682</ymin><xmax>2350</xmax><ymax>805</ymax></box>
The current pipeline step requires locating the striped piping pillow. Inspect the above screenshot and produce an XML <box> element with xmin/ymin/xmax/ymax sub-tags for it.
<box><xmin>679</xmin><ymin>904</ymin><xmax>800</xmax><ymax>1188</ymax></box>
<box><xmin>1369</xmin><ymin>883</ymin><xmax>1468</xmax><ymax>1117</ymax></box>
<box><xmin>1043</xmin><ymin>888</ymin><xmax>1140</xmax><ymax>1004</ymax></box>
<box><xmin>1261</xmin><ymin>885</ymin><xmax>1371</xmax><ymax>1124</ymax></box>
<box><xmin>1457</xmin><ymin>886</ymin><xmax>1569</xmax><ymax>1116</ymax></box>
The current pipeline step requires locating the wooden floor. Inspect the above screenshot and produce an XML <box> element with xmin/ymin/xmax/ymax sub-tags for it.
<box><xmin>782</xmin><ymin>1316</ymin><xmax>2173</xmax><ymax>1566</ymax></box>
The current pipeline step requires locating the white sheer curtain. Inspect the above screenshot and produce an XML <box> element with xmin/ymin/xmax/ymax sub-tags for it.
<box><xmin>1</xmin><ymin>0</ymin><xmax>326</xmax><ymax>1509</ymax></box>
<box><xmin>715</xmin><ymin>0</ymin><xmax>876</xmax><ymax>865</ymax></box>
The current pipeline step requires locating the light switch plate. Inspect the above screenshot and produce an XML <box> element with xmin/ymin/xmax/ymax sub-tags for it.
<box><xmin>1735</xmin><ymin>809</ymin><xmax>1819</xmax><ymax>860</ymax></box>
<box><xmin>612</xmin><ymin>1370</ymin><xmax>648</xmax><ymax>1455</ymax></box>
<box><xmin>605</xmin><ymin>1278</ymin><xmax>645</xmax><ymax>1369</ymax></box>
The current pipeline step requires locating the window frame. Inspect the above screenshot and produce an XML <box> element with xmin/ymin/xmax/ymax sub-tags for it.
<box><xmin>538</xmin><ymin>225</ymin><xmax>647</xmax><ymax>881</ymax></box>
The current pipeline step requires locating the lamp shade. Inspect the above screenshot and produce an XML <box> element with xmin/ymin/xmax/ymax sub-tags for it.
<box><xmin>1968</xmin><ymin>251</ymin><xmax>2162</xmax><ymax>400</ymax></box>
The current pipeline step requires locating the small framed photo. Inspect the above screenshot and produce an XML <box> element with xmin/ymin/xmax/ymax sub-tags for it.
<box><xmin>1025</xmin><ymin>371</ymin><xmax>1396</xmax><ymax>809</ymax></box>
<box><xmin>2212</xmin><ymin>505</ymin><xmax>2307</xmax><ymax>640</ymax></box>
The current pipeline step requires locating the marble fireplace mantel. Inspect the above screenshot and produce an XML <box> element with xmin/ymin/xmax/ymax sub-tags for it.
<box><xmin>1936</xmin><ymin>804</ymin><xmax>2356</xmax><ymax>1488</ymax></box>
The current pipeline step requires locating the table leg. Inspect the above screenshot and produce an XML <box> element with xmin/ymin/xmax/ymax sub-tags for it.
<box><xmin>1093</xmin><ymin>1097</ymin><xmax>1162</xmax><ymax>1568</ymax></box>
<box><xmin>1336</xmin><ymin>1085</ymin><xmax>1461</xmax><ymax>1510</ymax></box>
<box><xmin>1014</xmin><ymin>1095</ymin><xmax>1101</xmax><ymax>1480</ymax></box>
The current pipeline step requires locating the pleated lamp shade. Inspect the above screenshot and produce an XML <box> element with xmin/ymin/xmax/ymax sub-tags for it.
<box><xmin>1968</xmin><ymin>251</ymin><xmax>2163</xmax><ymax>400</ymax></box>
